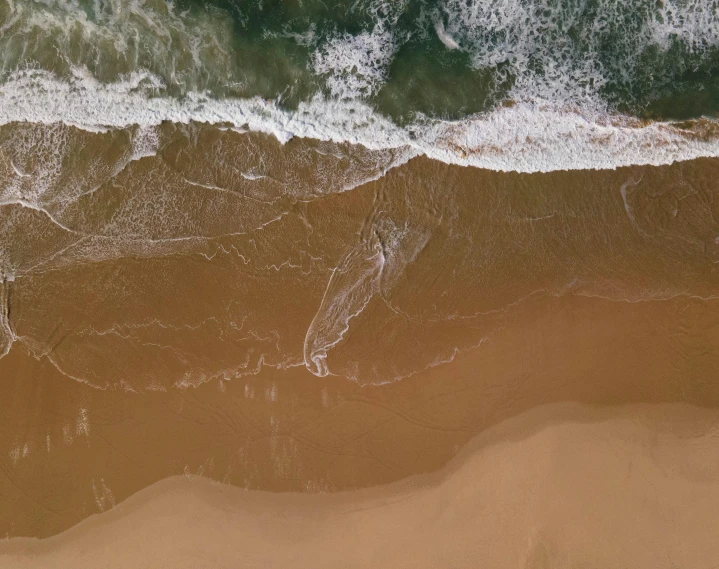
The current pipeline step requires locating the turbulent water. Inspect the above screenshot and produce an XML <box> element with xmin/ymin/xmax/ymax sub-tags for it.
<box><xmin>1</xmin><ymin>0</ymin><xmax>719</xmax><ymax>170</ymax></box>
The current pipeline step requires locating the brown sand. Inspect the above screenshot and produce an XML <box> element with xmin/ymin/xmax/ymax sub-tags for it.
<box><xmin>1</xmin><ymin>124</ymin><xmax>719</xmax><ymax>562</ymax></box>
<box><xmin>2</xmin><ymin>292</ymin><xmax>718</xmax><ymax>540</ymax></box>
<box><xmin>2</xmin><ymin>402</ymin><xmax>719</xmax><ymax>569</ymax></box>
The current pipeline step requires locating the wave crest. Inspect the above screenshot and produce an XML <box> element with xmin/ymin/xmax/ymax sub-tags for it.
<box><xmin>2</xmin><ymin>68</ymin><xmax>719</xmax><ymax>173</ymax></box>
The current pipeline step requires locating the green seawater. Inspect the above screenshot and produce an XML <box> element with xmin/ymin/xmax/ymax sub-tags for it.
<box><xmin>1</xmin><ymin>0</ymin><xmax>718</xmax><ymax>122</ymax></box>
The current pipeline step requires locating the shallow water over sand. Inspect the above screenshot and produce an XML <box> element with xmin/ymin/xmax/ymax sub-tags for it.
<box><xmin>1</xmin><ymin>123</ymin><xmax>718</xmax><ymax>388</ymax></box>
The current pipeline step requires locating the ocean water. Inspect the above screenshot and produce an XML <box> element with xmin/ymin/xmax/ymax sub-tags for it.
<box><xmin>1</xmin><ymin>1</ymin><xmax>719</xmax><ymax>389</ymax></box>
<box><xmin>0</xmin><ymin>0</ymin><xmax>718</xmax><ymax>171</ymax></box>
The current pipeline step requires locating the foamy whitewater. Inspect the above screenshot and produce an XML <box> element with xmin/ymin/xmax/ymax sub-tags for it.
<box><xmin>1</xmin><ymin>68</ymin><xmax>719</xmax><ymax>173</ymax></box>
<box><xmin>0</xmin><ymin>0</ymin><xmax>718</xmax><ymax>172</ymax></box>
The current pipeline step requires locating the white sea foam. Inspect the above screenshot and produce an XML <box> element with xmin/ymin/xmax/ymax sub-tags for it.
<box><xmin>2</xmin><ymin>68</ymin><xmax>719</xmax><ymax>173</ymax></box>
<box><xmin>440</xmin><ymin>0</ymin><xmax>719</xmax><ymax>105</ymax></box>
<box><xmin>434</xmin><ymin>20</ymin><xmax>460</xmax><ymax>50</ymax></box>
<box><xmin>311</xmin><ymin>24</ymin><xmax>397</xmax><ymax>99</ymax></box>
<box><xmin>131</xmin><ymin>125</ymin><xmax>160</xmax><ymax>160</ymax></box>
<box><xmin>650</xmin><ymin>0</ymin><xmax>719</xmax><ymax>50</ymax></box>
<box><xmin>304</xmin><ymin>244</ymin><xmax>384</xmax><ymax>377</ymax></box>
<box><xmin>0</xmin><ymin>0</ymin><xmax>236</xmax><ymax>93</ymax></box>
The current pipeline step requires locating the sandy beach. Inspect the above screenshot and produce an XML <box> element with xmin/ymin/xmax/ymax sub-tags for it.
<box><xmin>2</xmin><ymin>289</ymin><xmax>719</xmax><ymax>544</ymax></box>
<box><xmin>1</xmin><ymin>123</ymin><xmax>718</xmax><ymax>565</ymax></box>
<box><xmin>3</xmin><ymin>400</ymin><xmax>719</xmax><ymax>569</ymax></box>
<box><xmin>3</xmin><ymin>0</ymin><xmax>719</xmax><ymax>561</ymax></box>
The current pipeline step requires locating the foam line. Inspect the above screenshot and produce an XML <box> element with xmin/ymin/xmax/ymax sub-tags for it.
<box><xmin>2</xmin><ymin>69</ymin><xmax>719</xmax><ymax>173</ymax></box>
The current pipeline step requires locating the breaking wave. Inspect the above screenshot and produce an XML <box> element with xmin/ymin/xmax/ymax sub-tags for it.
<box><xmin>1</xmin><ymin>68</ymin><xmax>719</xmax><ymax>173</ymax></box>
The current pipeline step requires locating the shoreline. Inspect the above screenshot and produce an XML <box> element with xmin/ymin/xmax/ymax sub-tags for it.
<box><xmin>3</xmin><ymin>400</ymin><xmax>718</xmax><ymax>568</ymax></box>
<box><xmin>2</xmin><ymin>292</ymin><xmax>719</xmax><ymax>539</ymax></box>
<box><xmin>3</xmin><ymin>0</ymin><xmax>719</xmax><ymax>562</ymax></box>
<box><xmin>2</xmin><ymin>75</ymin><xmax>719</xmax><ymax>172</ymax></box>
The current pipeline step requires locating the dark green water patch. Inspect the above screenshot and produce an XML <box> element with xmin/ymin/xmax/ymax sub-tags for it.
<box><xmin>374</xmin><ymin>39</ymin><xmax>505</xmax><ymax>123</ymax></box>
<box><xmin>1</xmin><ymin>0</ymin><xmax>719</xmax><ymax>123</ymax></box>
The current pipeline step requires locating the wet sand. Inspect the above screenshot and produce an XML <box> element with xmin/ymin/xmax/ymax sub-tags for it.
<box><xmin>1</xmin><ymin>291</ymin><xmax>718</xmax><ymax>540</ymax></box>
<box><xmin>1</xmin><ymin>124</ymin><xmax>719</xmax><ymax>562</ymax></box>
